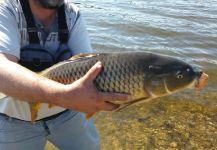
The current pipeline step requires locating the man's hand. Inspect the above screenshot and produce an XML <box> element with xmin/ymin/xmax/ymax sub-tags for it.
<box><xmin>56</xmin><ymin>61</ymin><xmax>129</xmax><ymax>115</ymax></box>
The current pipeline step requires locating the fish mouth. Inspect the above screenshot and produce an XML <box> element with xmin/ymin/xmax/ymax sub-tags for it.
<box><xmin>194</xmin><ymin>72</ymin><xmax>209</xmax><ymax>90</ymax></box>
<box><xmin>171</xmin><ymin>71</ymin><xmax>209</xmax><ymax>92</ymax></box>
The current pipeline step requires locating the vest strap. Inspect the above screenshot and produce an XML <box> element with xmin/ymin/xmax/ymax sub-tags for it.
<box><xmin>19</xmin><ymin>0</ymin><xmax>69</xmax><ymax>44</ymax></box>
<box><xmin>58</xmin><ymin>5</ymin><xmax>69</xmax><ymax>44</ymax></box>
<box><xmin>19</xmin><ymin>0</ymin><xmax>40</xmax><ymax>44</ymax></box>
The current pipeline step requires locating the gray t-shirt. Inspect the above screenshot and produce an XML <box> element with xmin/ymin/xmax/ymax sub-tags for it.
<box><xmin>0</xmin><ymin>0</ymin><xmax>92</xmax><ymax>121</ymax></box>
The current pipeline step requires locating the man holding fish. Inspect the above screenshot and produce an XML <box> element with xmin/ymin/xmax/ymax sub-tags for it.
<box><xmin>0</xmin><ymin>0</ymin><xmax>209</xmax><ymax>150</ymax></box>
<box><xmin>0</xmin><ymin>0</ymin><xmax>129</xmax><ymax>149</ymax></box>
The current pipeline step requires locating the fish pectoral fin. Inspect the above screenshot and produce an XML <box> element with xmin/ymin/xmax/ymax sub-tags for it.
<box><xmin>29</xmin><ymin>102</ymin><xmax>41</xmax><ymax>123</ymax></box>
<box><xmin>68</xmin><ymin>53</ymin><xmax>97</xmax><ymax>61</ymax></box>
<box><xmin>115</xmin><ymin>97</ymin><xmax>151</xmax><ymax>112</ymax></box>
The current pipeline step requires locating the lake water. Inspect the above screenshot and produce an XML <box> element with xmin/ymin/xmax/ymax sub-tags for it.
<box><xmin>47</xmin><ymin>0</ymin><xmax>217</xmax><ymax>149</ymax></box>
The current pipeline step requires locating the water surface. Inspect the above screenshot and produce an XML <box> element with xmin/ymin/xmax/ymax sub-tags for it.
<box><xmin>47</xmin><ymin>0</ymin><xmax>217</xmax><ymax>149</ymax></box>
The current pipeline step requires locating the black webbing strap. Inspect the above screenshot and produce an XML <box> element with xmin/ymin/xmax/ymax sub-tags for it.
<box><xmin>19</xmin><ymin>0</ymin><xmax>40</xmax><ymax>44</ymax></box>
<box><xmin>58</xmin><ymin>4</ymin><xmax>69</xmax><ymax>44</ymax></box>
<box><xmin>19</xmin><ymin>0</ymin><xmax>69</xmax><ymax>44</ymax></box>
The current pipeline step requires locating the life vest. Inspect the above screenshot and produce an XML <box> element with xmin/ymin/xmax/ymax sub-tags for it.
<box><xmin>18</xmin><ymin>0</ymin><xmax>72</xmax><ymax>72</ymax></box>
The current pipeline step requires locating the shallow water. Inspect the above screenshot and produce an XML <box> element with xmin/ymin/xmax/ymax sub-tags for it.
<box><xmin>75</xmin><ymin>1</ymin><xmax>217</xmax><ymax>149</ymax></box>
<box><xmin>47</xmin><ymin>0</ymin><xmax>217</xmax><ymax>149</ymax></box>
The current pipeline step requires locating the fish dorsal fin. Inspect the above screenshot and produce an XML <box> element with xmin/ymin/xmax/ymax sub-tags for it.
<box><xmin>68</xmin><ymin>53</ymin><xmax>98</xmax><ymax>61</ymax></box>
<box><xmin>39</xmin><ymin>53</ymin><xmax>98</xmax><ymax>76</ymax></box>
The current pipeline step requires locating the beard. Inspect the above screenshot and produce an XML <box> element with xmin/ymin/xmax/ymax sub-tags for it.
<box><xmin>38</xmin><ymin>0</ymin><xmax>64</xmax><ymax>9</ymax></box>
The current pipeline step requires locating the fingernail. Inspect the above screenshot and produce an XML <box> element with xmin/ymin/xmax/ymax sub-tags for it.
<box><xmin>95</xmin><ymin>61</ymin><xmax>102</xmax><ymax>68</ymax></box>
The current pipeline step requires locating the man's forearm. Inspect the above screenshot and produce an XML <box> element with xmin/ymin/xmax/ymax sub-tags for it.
<box><xmin>0</xmin><ymin>57</ymin><xmax>64</xmax><ymax>104</ymax></box>
<box><xmin>0</xmin><ymin>53</ymin><xmax>129</xmax><ymax>114</ymax></box>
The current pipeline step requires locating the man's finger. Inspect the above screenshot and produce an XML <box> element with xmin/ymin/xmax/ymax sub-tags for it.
<box><xmin>83</xmin><ymin>61</ymin><xmax>102</xmax><ymax>81</ymax></box>
<box><xmin>99</xmin><ymin>92</ymin><xmax>130</xmax><ymax>102</ymax></box>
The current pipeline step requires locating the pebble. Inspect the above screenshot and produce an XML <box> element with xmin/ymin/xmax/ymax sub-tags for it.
<box><xmin>170</xmin><ymin>142</ymin><xmax>177</xmax><ymax>148</ymax></box>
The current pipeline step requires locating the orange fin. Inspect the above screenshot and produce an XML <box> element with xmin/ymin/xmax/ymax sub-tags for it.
<box><xmin>29</xmin><ymin>102</ymin><xmax>41</xmax><ymax>123</ymax></box>
<box><xmin>86</xmin><ymin>113</ymin><xmax>95</xmax><ymax>120</ymax></box>
<box><xmin>48</xmin><ymin>103</ymin><xmax>55</xmax><ymax>108</ymax></box>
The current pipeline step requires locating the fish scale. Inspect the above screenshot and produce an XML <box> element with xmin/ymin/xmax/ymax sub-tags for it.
<box><xmin>46</xmin><ymin>53</ymin><xmax>147</xmax><ymax>98</ymax></box>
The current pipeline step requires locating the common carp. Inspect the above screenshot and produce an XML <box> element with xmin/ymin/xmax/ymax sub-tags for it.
<box><xmin>0</xmin><ymin>52</ymin><xmax>209</xmax><ymax>122</ymax></box>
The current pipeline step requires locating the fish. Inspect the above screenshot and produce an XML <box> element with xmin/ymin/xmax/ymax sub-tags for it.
<box><xmin>0</xmin><ymin>52</ymin><xmax>208</xmax><ymax>122</ymax></box>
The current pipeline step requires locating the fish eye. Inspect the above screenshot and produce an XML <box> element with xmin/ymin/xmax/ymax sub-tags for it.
<box><xmin>177</xmin><ymin>74</ymin><xmax>183</xmax><ymax>79</ymax></box>
<box><xmin>176</xmin><ymin>71</ymin><xmax>183</xmax><ymax>79</ymax></box>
